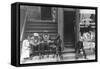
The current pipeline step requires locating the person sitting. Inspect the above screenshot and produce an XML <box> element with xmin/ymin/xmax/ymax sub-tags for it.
<box><xmin>29</xmin><ymin>33</ymin><xmax>40</xmax><ymax>58</ymax></box>
<box><xmin>53</xmin><ymin>34</ymin><xmax>63</xmax><ymax>60</ymax></box>
<box><xmin>43</xmin><ymin>31</ymin><xmax>51</xmax><ymax>43</ymax></box>
<box><xmin>41</xmin><ymin>31</ymin><xmax>51</xmax><ymax>57</ymax></box>
<box><xmin>21</xmin><ymin>36</ymin><xmax>31</xmax><ymax>63</ymax></box>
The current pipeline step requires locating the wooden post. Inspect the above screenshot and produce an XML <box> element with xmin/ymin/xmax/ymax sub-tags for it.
<box><xmin>58</xmin><ymin>8</ymin><xmax>64</xmax><ymax>50</ymax></box>
<box><xmin>75</xmin><ymin>9</ymin><xmax>80</xmax><ymax>43</ymax></box>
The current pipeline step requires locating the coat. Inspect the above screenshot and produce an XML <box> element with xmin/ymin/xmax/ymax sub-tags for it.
<box><xmin>21</xmin><ymin>39</ymin><xmax>30</xmax><ymax>60</ymax></box>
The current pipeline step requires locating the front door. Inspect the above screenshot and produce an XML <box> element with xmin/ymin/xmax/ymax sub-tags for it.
<box><xmin>63</xmin><ymin>10</ymin><xmax>76</xmax><ymax>48</ymax></box>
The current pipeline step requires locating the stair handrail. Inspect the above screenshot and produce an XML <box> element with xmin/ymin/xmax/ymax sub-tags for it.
<box><xmin>20</xmin><ymin>9</ymin><xmax>28</xmax><ymax>41</ymax></box>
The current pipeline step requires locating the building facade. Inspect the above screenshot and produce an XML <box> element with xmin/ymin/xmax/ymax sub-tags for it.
<box><xmin>20</xmin><ymin>6</ymin><xmax>96</xmax><ymax>64</ymax></box>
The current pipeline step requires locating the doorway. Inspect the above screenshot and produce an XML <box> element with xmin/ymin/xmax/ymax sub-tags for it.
<box><xmin>63</xmin><ymin>10</ymin><xmax>76</xmax><ymax>47</ymax></box>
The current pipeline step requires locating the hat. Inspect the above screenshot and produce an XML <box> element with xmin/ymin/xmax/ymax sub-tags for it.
<box><xmin>33</xmin><ymin>33</ymin><xmax>39</xmax><ymax>36</ymax></box>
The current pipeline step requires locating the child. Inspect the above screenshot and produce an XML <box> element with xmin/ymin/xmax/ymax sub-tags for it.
<box><xmin>21</xmin><ymin>36</ymin><xmax>31</xmax><ymax>63</ymax></box>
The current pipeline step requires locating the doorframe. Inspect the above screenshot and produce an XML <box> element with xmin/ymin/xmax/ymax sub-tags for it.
<box><xmin>63</xmin><ymin>8</ymin><xmax>76</xmax><ymax>45</ymax></box>
<box><xmin>58</xmin><ymin>8</ymin><xmax>80</xmax><ymax>50</ymax></box>
<box><xmin>75</xmin><ymin>9</ymin><xmax>80</xmax><ymax>47</ymax></box>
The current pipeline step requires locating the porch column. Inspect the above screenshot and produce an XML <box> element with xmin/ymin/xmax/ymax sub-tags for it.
<box><xmin>75</xmin><ymin>9</ymin><xmax>80</xmax><ymax>43</ymax></box>
<box><xmin>58</xmin><ymin>8</ymin><xmax>64</xmax><ymax>50</ymax></box>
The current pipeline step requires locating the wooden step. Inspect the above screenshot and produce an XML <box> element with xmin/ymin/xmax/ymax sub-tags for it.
<box><xmin>64</xmin><ymin>46</ymin><xmax>74</xmax><ymax>48</ymax></box>
<box><xmin>26</xmin><ymin>27</ymin><xmax>57</xmax><ymax>30</ymax></box>
<box><xmin>25</xmin><ymin>29</ymin><xmax>57</xmax><ymax>33</ymax></box>
<box><xmin>26</xmin><ymin>22</ymin><xmax>57</xmax><ymax>25</ymax></box>
<box><xmin>64</xmin><ymin>41</ymin><xmax>74</xmax><ymax>48</ymax></box>
<box><xmin>24</xmin><ymin>32</ymin><xmax>57</xmax><ymax>35</ymax></box>
<box><xmin>62</xmin><ymin>53</ymin><xmax>75</xmax><ymax>58</ymax></box>
<box><xmin>26</xmin><ymin>21</ymin><xmax>57</xmax><ymax>25</ymax></box>
<box><xmin>64</xmin><ymin>41</ymin><xmax>73</xmax><ymax>43</ymax></box>
<box><xmin>27</xmin><ymin>18</ymin><xmax>56</xmax><ymax>23</ymax></box>
<box><xmin>62</xmin><ymin>48</ymin><xmax>75</xmax><ymax>53</ymax></box>
<box><xmin>64</xmin><ymin>43</ymin><xmax>73</xmax><ymax>46</ymax></box>
<box><xmin>27</xmin><ymin>24</ymin><xmax>57</xmax><ymax>27</ymax></box>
